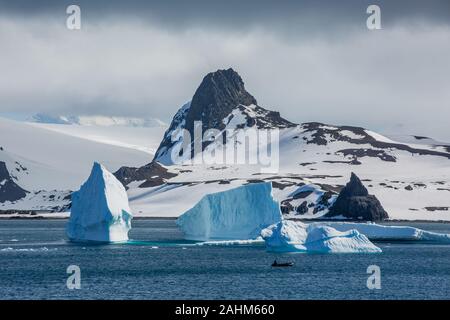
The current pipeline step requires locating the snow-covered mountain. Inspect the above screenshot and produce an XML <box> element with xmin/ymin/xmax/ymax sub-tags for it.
<box><xmin>1</xmin><ymin>68</ymin><xmax>449</xmax><ymax>220</ymax></box>
<box><xmin>122</xmin><ymin>121</ymin><xmax>450</xmax><ymax>220</ymax></box>
<box><xmin>154</xmin><ymin>68</ymin><xmax>295</xmax><ymax>164</ymax></box>
<box><xmin>119</xmin><ymin>69</ymin><xmax>450</xmax><ymax>221</ymax></box>
<box><xmin>29</xmin><ymin>113</ymin><xmax>166</xmax><ymax>128</ymax></box>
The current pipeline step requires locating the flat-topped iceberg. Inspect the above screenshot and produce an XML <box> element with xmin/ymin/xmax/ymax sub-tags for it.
<box><xmin>176</xmin><ymin>182</ymin><xmax>282</xmax><ymax>241</ymax></box>
<box><xmin>66</xmin><ymin>162</ymin><xmax>132</xmax><ymax>243</ymax></box>
<box><xmin>261</xmin><ymin>220</ymin><xmax>381</xmax><ymax>253</ymax></box>
<box><xmin>315</xmin><ymin>222</ymin><xmax>450</xmax><ymax>243</ymax></box>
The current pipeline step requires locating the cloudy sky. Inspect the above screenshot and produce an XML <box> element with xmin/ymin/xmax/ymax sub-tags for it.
<box><xmin>1</xmin><ymin>0</ymin><xmax>449</xmax><ymax>140</ymax></box>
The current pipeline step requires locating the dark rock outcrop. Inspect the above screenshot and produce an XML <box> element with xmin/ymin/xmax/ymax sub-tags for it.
<box><xmin>114</xmin><ymin>161</ymin><xmax>177</xmax><ymax>189</ymax></box>
<box><xmin>0</xmin><ymin>210</ymin><xmax>37</xmax><ymax>215</ymax></box>
<box><xmin>326</xmin><ymin>172</ymin><xmax>389</xmax><ymax>221</ymax></box>
<box><xmin>154</xmin><ymin>68</ymin><xmax>295</xmax><ymax>163</ymax></box>
<box><xmin>313</xmin><ymin>191</ymin><xmax>334</xmax><ymax>214</ymax></box>
<box><xmin>280</xmin><ymin>200</ymin><xmax>294</xmax><ymax>214</ymax></box>
<box><xmin>296</xmin><ymin>201</ymin><xmax>308</xmax><ymax>215</ymax></box>
<box><xmin>424</xmin><ymin>206</ymin><xmax>449</xmax><ymax>212</ymax></box>
<box><xmin>0</xmin><ymin>161</ymin><xmax>28</xmax><ymax>203</ymax></box>
<box><xmin>185</xmin><ymin>68</ymin><xmax>258</xmax><ymax>133</ymax></box>
<box><xmin>336</xmin><ymin>149</ymin><xmax>396</xmax><ymax>162</ymax></box>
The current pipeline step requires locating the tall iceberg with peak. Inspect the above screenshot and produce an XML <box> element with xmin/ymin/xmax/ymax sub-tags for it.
<box><xmin>66</xmin><ymin>162</ymin><xmax>132</xmax><ymax>243</ymax></box>
<box><xmin>176</xmin><ymin>182</ymin><xmax>282</xmax><ymax>241</ymax></box>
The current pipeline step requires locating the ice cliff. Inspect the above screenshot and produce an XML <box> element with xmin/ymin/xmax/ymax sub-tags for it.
<box><xmin>66</xmin><ymin>162</ymin><xmax>132</xmax><ymax>242</ymax></box>
<box><xmin>176</xmin><ymin>182</ymin><xmax>282</xmax><ymax>240</ymax></box>
<box><xmin>261</xmin><ymin>220</ymin><xmax>381</xmax><ymax>253</ymax></box>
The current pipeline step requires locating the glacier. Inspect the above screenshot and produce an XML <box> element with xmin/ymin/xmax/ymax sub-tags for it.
<box><xmin>261</xmin><ymin>220</ymin><xmax>381</xmax><ymax>253</ymax></box>
<box><xmin>176</xmin><ymin>182</ymin><xmax>282</xmax><ymax>241</ymax></box>
<box><xmin>66</xmin><ymin>162</ymin><xmax>133</xmax><ymax>243</ymax></box>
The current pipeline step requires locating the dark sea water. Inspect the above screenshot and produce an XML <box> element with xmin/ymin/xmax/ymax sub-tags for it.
<box><xmin>0</xmin><ymin>219</ymin><xmax>449</xmax><ymax>300</ymax></box>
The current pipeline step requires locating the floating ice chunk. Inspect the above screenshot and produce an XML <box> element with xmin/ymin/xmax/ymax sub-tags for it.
<box><xmin>0</xmin><ymin>247</ymin><xmax>55</xmax><ymax>252</ymax></box>
<box><xmin>176</xmin><ymin>182</ymin><xmax>282</xmax><ymax>241</ymax></box>
<box><xmin>315</xmin><ymin>222</ymin><xmax>450</xmax><ymax>242</ymax></box>
<box><xmin>195</xmin><ymin>239</ymin><xmax>265</xmax><ymax>246</ymax></box>
<box><xmin>261</xmin><ymin>220</ymin><xmax>381</xmax><ymax>253</ymax></box>
<box><xmin>66</xmin><ymin>162</ymin><xmax>132</xmax><ymax>243</ymax></box>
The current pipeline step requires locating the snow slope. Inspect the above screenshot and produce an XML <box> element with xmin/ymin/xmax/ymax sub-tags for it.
<box><xmin>140</xmin><ymin>120</ymin><xmax>449</xmax><ymax>220</ymax></box>
<box><xmin>30</xmin><ymin>123</ymin><xmax>166</xmax><ymax>155</ymax></box>
<box><xmin>0</xmin><ymin>117</ymin><xmax>154</xmax><ymax>191</ymax></box>
<box><xmin>119</xmin><ymin>122</ymin><xmax>450</xmax><ymax>220</ymax></box>
<box><xmin>0</xmin><ymin>117</ymin><xmax>166</xmax><ymax>212</ymax></box>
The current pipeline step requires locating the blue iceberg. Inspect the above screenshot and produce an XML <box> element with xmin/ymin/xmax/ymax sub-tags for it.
<box><xmin>176</xmin><ymin>182</ymin><xmax>282</xmax><ymax>241</ymax></box>
<box><xmin>261</xmin><ymin>220</ymin><xmax>381</xmax><ymax>253</ymax></box>
<box><xmin>66</xmin><ymin>162</ymin><xmax>132</xmax><ymax>243</ymax></box>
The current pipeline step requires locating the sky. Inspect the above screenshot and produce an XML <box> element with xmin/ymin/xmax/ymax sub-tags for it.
<box><xmin>0</xmin><ymin>0</ymin><xmax>449</xmax><ymax>140</ymax></box>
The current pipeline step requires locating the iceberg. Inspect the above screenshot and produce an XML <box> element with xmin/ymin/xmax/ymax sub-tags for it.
<box><xmin>261</xmin><ymin>220</ymin><xmax>381</xmax><ymax>253</ymax></box>
<box><xmin>66</xmin><ymin>162</ymin><xmax>132</xmax><ymax>243</ymax></box>
<box><xmin>176</xmin><ymin>182</ymin><xmax>282</xmax><ymax>241</ymax></box>
<box><xmin>315</xmin><ymin>222</ymin><xmax>450</xmax><ymax>243</ymax></box>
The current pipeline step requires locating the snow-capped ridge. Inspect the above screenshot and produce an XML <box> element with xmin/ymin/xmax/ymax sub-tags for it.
<box><xmin>301</xmin><ymin>122</ymin><xmax>450</xmax><ymax>160</ymax></box>
<box><xmin>154</xmin><ymin>102</ymin><xmax>191</xmax><ymax>164</ymax></box>
<box><xmin>223</xmin><ymin>104</ymin><xmax>297</xmax><ymax>130</ymax></box>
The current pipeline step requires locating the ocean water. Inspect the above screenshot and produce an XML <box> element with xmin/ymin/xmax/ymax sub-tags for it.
<box><xmin>0</xmin><ymin>219</ymin><xmax>449</xmax><ymax>300</ymax></box>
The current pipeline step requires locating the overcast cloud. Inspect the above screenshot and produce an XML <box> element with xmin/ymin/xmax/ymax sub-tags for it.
<box><xmin>0</xmin><ymin>0</ymin><xmax>449</xmax><ymax>140</ymax></box>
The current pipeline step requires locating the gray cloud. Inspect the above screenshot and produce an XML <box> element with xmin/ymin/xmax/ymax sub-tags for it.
<box><xmin>0</xmin><ymin>1</ymin><xmax>449</xmax><ymax>140</ymax></box>
<box><xmin>2</xmin><ymin>0</ymin><xmax>450</xmax><ymax>38</ymax></box>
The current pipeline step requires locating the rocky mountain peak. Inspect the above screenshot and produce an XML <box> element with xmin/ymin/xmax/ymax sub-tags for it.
<box><xmin>195</xmin><ymin>69</ymin><xmax>256</xmax><ymax>105</ymax></box>
<box><xmin>341</xmin><ymin>172</ymin><xmax>369</xmax><ymax>197</ymax></box>
<box><xmin>184</xmin><ymin>68</ymin><xmax>257</xmax><ymax>133</ymax></box>
<box><xmin>154</xmin><ymin>68</ymin><xmax>295</xmax><ymax>164</ymax></box>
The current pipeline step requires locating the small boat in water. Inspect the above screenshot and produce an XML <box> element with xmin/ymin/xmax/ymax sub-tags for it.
<box><xmin>271</xmin><ymin>260</ymin><xmax>294</xmax><ymax>267</ymax></box>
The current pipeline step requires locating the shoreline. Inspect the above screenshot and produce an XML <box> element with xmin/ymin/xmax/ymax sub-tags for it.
<box><xmin>0</xmin><ymin>214</ymin><xmax>449</xmax><ymax>224</ymax></box>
